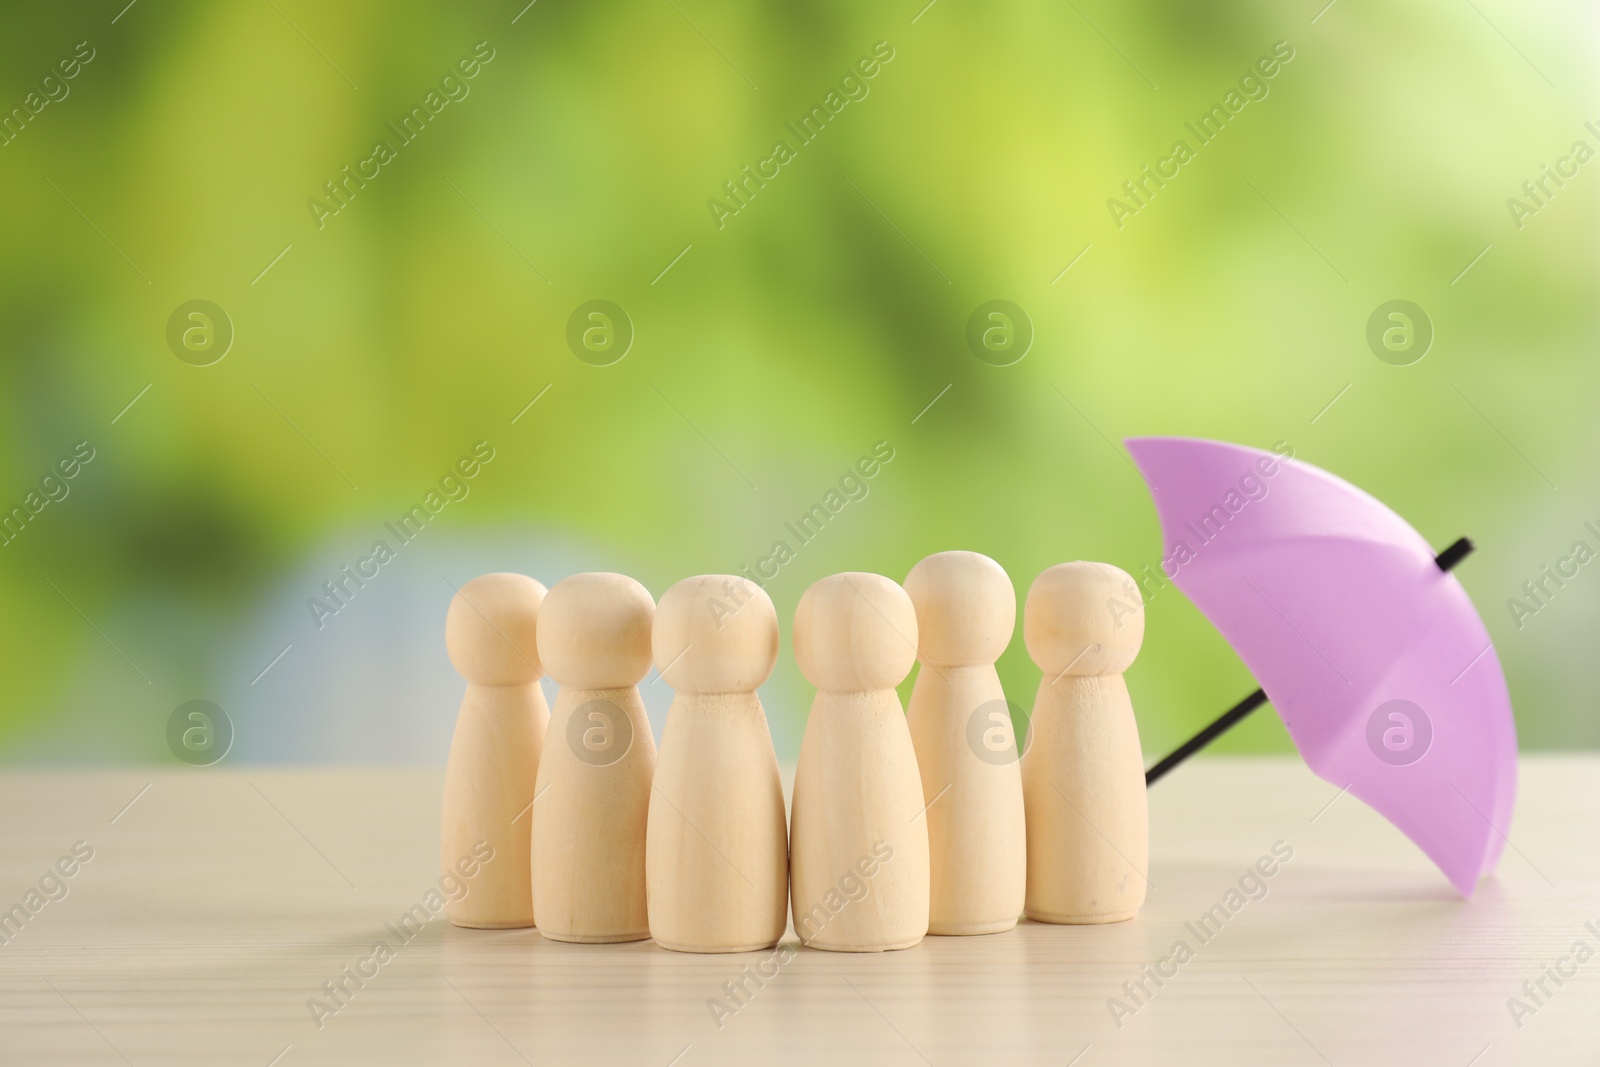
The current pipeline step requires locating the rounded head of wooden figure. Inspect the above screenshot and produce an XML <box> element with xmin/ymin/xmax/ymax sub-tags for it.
<box><xmin>793</xmin><ymin>572</ymin><xmax>918</xmax><ymax>692</ymax></box>
<box><xmin>903</xmin><ymin>550</ymin><xmax>1016</xmax><ymax>667</ymax></box>
<box><xmin>537</xmin><ymin>572</ymin><xmax>656</xmax><ymax>688</ymax></box>
<box><xmin>653</xmin><ymin>575</ymin><xmax>778</xmax><ymax>694</ymax></box>
<box><xmin>1024</xmin><ymin>561</ymin><xmax>1144</xmax><ymax>677</ymax></box>
<box><xmin>445</xmin><ymin>572</ymin><xmax>546</xmax><ymax>686</ymax></box>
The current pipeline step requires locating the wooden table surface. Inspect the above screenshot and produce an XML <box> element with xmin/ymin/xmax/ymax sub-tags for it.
<box><xmin>1</xmin><ymin>756</ymin><xmax>1593</xmax><ymax>1066</ymax></box>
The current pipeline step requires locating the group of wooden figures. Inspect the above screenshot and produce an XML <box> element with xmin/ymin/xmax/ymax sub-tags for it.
<box><xmin>441</xmin><ymin>551</ymin><xmax>1148</xmax><ymax>953</ymax></box>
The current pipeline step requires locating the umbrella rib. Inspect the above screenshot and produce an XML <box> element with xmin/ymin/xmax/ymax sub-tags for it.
<box><xmin>1448</xmin><ymin>782</ymin><xmax>1555</xmax><ymax>889</ymax></box>
<box><xmin>1241</xmin><ymin>577</ymin><xmax>1349</xmax><ymax>684</ymax></box>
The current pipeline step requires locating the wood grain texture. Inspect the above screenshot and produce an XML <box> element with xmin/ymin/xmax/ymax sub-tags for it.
<box><xmin>1022</xmin><ymin>562</ymin><xmax>1149</xmax><ymax>924</ymax></box>
<box><xmin>647</xmin><ymin>575</ymin><xmax>788</xmax><ymax>953</ymax></box>
<box><xmin>789</xmin><ymin>690</ymin><xmax>930</xmax><ymax>952</ymax></box>
<box><xmin>532</xmin><ymin>572</ymin><xmax>657</xmax><ymax>944</ymax></box>
<box><xmin>439</xmin><ymin>682</ymin><xmax>546</xmax><ymax>929</ymax></box>
<box><xmin>904</xmin><ymin>551</ymin><xmax>1027</xmax><ymax>937</ymax></box>
<box><xmin>0</xmin><ymin>757</ymin><xmax>1595</xmax><ymax>1065</ymax></box>
<box><xmin>441</xmin><ymin>572</ymin><xmax>547</xmax><ymax>930</ymax></box>
<box><xmin>790</xmin><ymin>573</ymin><xmax>930</xmax><ymax>952</ymax></box>
<box><xmin>532</xmin><ymin>685</ymin><xmax>656</xmax><ymax>944</ymax></box>
<box><xmin>647</xmin><ymin>691</ymin><xmax>788</xmax><ymax>952</ymax></box>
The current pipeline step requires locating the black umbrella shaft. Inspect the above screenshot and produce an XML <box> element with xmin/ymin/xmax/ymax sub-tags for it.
<box><xmin>1144</xmin><ymin>537</ymin><xmax>1474</xmax><ymax>787</ymax></box>
<box><xmin>1144</xmin><ymin>689</ymin><xmax>1267</xmax><ymax>785</ymax></box>
<box><xmin>1434</xmin><ymin>537</ymin><xmax>1474</xmax><ymax>573</ymax></box>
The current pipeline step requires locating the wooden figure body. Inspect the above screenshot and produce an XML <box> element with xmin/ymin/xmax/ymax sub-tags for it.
<box><xmin>646</xmin><ymin>575</ymin><xmax>788</xmax><ymax>953</ymax></box>
<box><xmin>903</xmin><ymin>551</ymin><xmax>1026</xmax><ymax>935</ymax></box>
<box><xmin>532</xmin><ymin>572</ymin><xmax>657</xmax><ymax>944</ymax></box>
<box><xmin>441</xmin><ymin>573</ymin><xmax>547</xmax><ymax>929</ymax></box>
<box><xmin>1021</xmin><ymin>562</ymin><xmax>1148</xmax><ymax>924</ymax></box>
<box><xmin>789</xmin><ymin>572</ymin><xmax>929</xmax><ymax>952</ymax></box>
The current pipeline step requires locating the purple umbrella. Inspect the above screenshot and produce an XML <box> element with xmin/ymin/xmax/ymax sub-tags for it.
<box><xmin>1127</xmin><ymin>436</ymin><xmax>1517</xmax><ymax>896</ymax></box>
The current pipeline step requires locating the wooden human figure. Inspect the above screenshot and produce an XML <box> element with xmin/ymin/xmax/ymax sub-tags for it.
<box><xmin>646</xmin><ymin>575</ymin><xmax>788</xmax><ymax>953</ymax></box>
<box><xmin>441</xmin><ymin>572</ymin><xmax>547</xmax><ymax>929</ymax></box>
<box><xmin>789</xmin><ymin>572</ymin><xmax>930</xmax><ymax>952</ymax></box>
<box><xmin>1021</xmin><ymin>561</ymin><xmax>1148</xmax><ymax>924</ymax></box>
<box><xmin>532</xmin><ymin>572</ymin><xmax>657</xmax><ymax>943</ymax></box>
<box><xmin>904</xmin><ymin>551</ymin><xmax>1026</xmax><ymax>935</ymax></box>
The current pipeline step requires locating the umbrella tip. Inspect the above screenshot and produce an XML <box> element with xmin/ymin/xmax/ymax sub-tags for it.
<box><xmin>1434</xmin><ymin>537</ymin><xmax>1474</xmax><ymax>573</ymax></box>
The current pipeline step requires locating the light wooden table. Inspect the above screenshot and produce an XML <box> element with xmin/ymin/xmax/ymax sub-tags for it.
<box><xmin>1</xmin><ymin>757</ymin><xmax>1593</xmax><ymax>1065</ymax></box>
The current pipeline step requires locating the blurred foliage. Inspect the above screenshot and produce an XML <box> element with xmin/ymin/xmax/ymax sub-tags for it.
<box><xmin>0</xmin><ymin>0</ymin><xmax>1595</xmax><ymax>762</ymax></box>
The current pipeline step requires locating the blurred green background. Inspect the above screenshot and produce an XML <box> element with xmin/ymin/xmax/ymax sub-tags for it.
<box><xmin>0</xmin><ymin>0</ymin><xmax>1594</xmax><ymax>765</ymax></box>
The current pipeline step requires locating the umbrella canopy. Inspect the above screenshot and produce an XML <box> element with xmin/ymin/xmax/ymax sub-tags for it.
<box><xmin>1126</xmin><ymin>436</ymin><xmax>1517</xmax><ymax>896</ymax></box>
